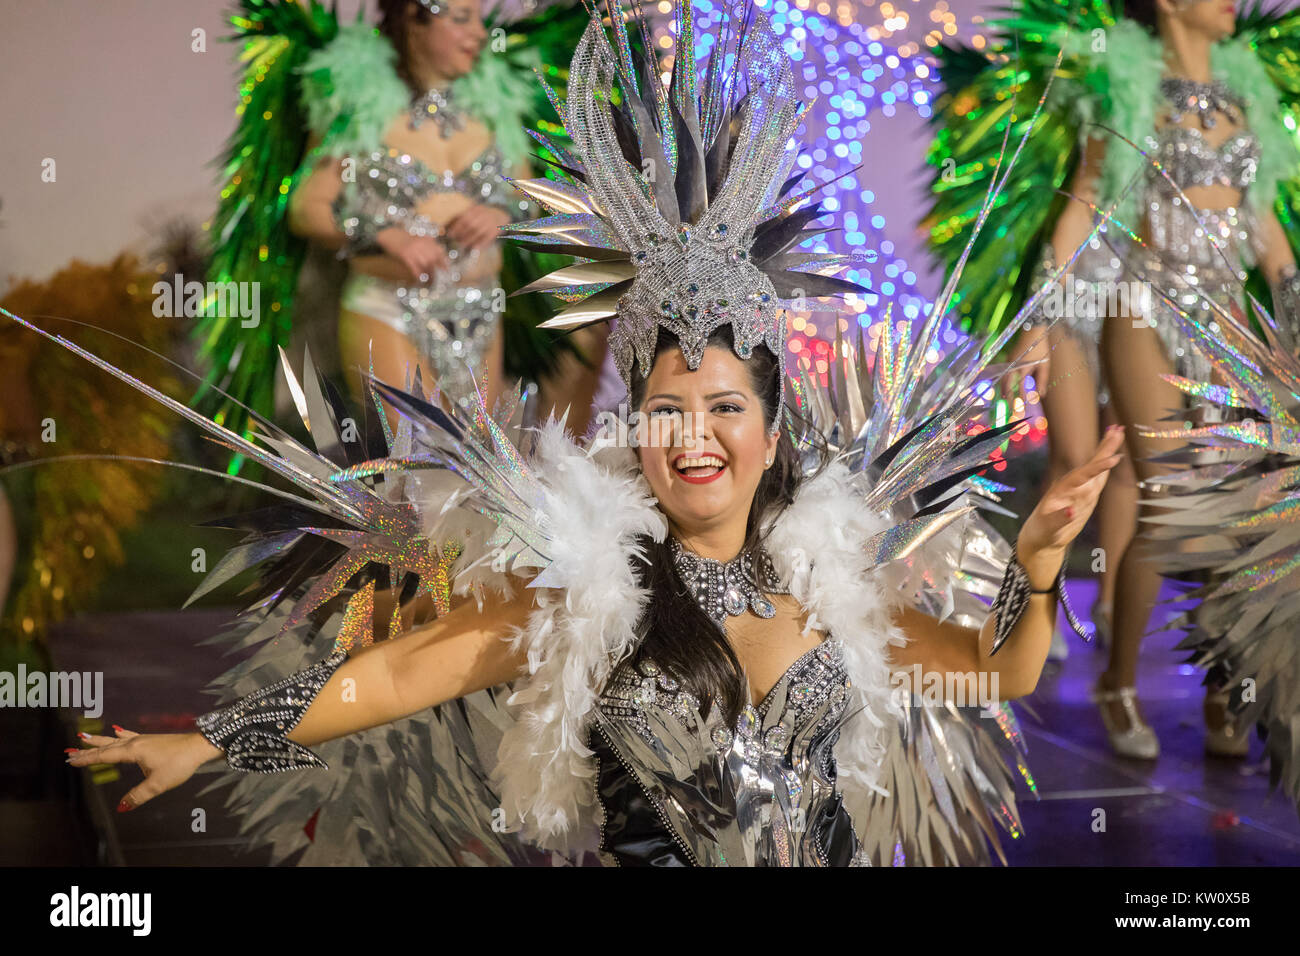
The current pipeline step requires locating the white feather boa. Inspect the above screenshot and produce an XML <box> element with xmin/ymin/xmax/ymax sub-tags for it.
<box><xmin>491</xmin><ymin>425</ymin><xmax>666</xmax><ymax>851</ymax></box>
<box><xmin>764</xmin><ymin>460</ymin><xmax>907</xmax><ymax>797</ymax></box>
<box><xmin>491</xmin><ymin>431</ymin><xmax>906</xmax><ymax>848</ymax></box>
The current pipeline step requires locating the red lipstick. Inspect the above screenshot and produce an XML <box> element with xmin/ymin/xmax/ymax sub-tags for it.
<box><xmin>672</xmin><ymin>453</ymin><xmax>727</xmax><ymax>484</ymax></box>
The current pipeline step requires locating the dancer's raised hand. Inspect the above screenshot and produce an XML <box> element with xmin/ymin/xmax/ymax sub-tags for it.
<box><xmin>1016</xmin><ymin>424</ymin><xmax>1126</xmax><ymax>586</ymax></box>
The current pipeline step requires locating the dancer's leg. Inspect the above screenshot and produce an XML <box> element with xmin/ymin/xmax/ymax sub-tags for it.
<box><xmin>338</xmin><ymin>308</ymin><xmax>429</xmax><ymax>421</ymax></box>
<box><xmin>1036</xmin><ymin>329</ymin><xmax>1102</xmax><ymax>660</ymax></box>
<box><xmin>481</xmin><ymin>319</ymin><xmax>505</xmax><ymax>412</ymax></box>
<box><xmin>1094</xmin><ymin>402</ymin><xmax>1137</xmax><ymax>622</ymax></box>
<box><xmin>1100</xmin><ymin>315</ymin><xmax>1187</xmax><ymax>732</ymax></box>
<box><xmin>1039</xmin><ymin>329</ymin><xmax>1103</xmax><ymax>486</ymax></box>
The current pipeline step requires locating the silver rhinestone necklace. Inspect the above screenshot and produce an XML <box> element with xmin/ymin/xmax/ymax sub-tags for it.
<box><xmin>409</xmin><ymin>86</ymin><xmax>465</xmax><ymax>138</ymax></box>
<box><xmin>1160</xmin><ymin>77</ymin><xmax>1244</xmax><ymax>131</ymax></box>
<box><xmin>669</xmin><ymin>537</ymin><xmax>788</xmax><ymax>625</ymax></box>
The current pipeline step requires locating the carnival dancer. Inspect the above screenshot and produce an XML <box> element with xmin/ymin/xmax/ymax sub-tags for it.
<box><xmin>48</xmin><ymin>0</ymin><xmax>1131</xmax><ymax>865</ymax></box>
<box><xmin>927</xmin><ymin>0</ymin><xmax>1300</xmax><ymax>758</ymax></box>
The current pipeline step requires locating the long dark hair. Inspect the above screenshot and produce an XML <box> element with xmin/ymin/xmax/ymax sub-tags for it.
<box><xmin>621</xmin><ymin>326</ymin><xmax>830</xmax><ymax>725</ymax></box>
<box><xmin>1120</xmin><ymin>0</ymin><xmax>1161</xmax><ymax>33</ymax></box>
<box><xmin>377</xmin><ymin>0</ymin><xmax>437</xmax><ymax>95</ymax></box>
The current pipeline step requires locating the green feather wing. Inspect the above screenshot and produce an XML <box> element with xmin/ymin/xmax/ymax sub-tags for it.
<box><xmin>924</xmin><ymin>1</ymin><xmax>1116</xmax><ymax>338</ymax></box>
<box><xmin>199</xmin><ymin>0</ymin><xmax>338</xmax><ymax>445</ymax></box>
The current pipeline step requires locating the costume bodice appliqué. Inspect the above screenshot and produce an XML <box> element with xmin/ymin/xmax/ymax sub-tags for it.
<box><xmin>1128</xmin><ymin>120</ymin><xmax>1268</xmax><ymax>381</ymax></box>
<box><xmin>591</xmin><ymin>637</ymin><xmax>872</xmax><ymax>866</ymax></box>
<box><xmin>1055</xmin><ymin>117</ymin><xmax>1268</xmax><ymax>385</ymax></box>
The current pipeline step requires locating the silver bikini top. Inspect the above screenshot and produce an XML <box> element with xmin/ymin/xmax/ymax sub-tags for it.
<box><xmin>1148</xmin><ymin>125</ymin><xmax>1261</xmax><ymax>194</ymax></box>
<box><xmin>346</xmin><ymin>142</ymin><xmax>522</xmax><ymax>224</ymax></box>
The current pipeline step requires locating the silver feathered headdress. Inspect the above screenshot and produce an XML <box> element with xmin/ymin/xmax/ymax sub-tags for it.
<box><xmin>503</xmin><ymin>0</ymin><xmax>869</xmax><ymax>430</ymax></box>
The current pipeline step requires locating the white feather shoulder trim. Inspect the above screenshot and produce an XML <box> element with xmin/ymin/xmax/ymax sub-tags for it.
<box><xmin>491</xmin><ymin>423</ymin><xmax>666</xmax><ymax>851</ymax></box>
<box><xmin>765</xmin><ymin>459</ymin><xmax>906</xmax><ymax>797</ymax></box>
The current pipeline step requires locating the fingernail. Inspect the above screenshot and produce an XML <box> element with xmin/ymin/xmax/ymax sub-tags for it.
<box><xmin>116</xmin><ymin>800</ymin><xmax>132</xmax><ymax>813</ymax></box>
<box><xmin>78</xmin><ymin>732</ymin><xmax>91</xmax><ymax>740</ymax></box>
<box><xmin>64</xmin><ymin>748</ymin><xmax>79</xmax><ymax>754</ymax></box>
<box><xmin>112</xmin><ymin>724</ymin><xmax>124</xmax><ymax>733</ymax></box>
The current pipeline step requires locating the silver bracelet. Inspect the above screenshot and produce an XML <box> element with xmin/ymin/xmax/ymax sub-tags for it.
<box><xmin>195</xmin><ymin>649</ymin><xmax>348</xmax><ymax>773</ymax></box>
<box><xmin>988</xmin><ymin>544</ymin><xmax>1088</xmax><ymax>656</ymax></box>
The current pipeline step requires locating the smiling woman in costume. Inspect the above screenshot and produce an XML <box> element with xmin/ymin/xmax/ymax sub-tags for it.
<box><xmin>58</xmin><ymin>0</ymin><xmax>1126</xmax><ymax>866</ymax></box>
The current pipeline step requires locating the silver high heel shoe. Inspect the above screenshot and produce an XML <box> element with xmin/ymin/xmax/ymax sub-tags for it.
<box><xmin>1091</xmin><ymin>683</ymin><xmax>1160</xmax><ymax>759</ymax></box>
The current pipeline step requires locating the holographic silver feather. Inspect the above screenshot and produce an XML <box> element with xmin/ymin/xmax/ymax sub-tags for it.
<box><xmin>1136</xmin><ymin>293</ymin><xmax>1300</xmax><ymax>814</ymax></box>
<box><xmin>501</xmin><ymin>0</ymin><xmax>871</xmax><ymax>433</ymax></box>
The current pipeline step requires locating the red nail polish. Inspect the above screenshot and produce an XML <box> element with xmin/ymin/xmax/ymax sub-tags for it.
<box><xmin>116</xmin><ymin>800</ymin><xmax>132</xmax><ymax>813</ymax></box>
<box><xmin>64</xmin><ymin>748</ymin><xmax>79</xmax><ymax>754</ymax></box>
<box><xmin>78</xmin><ymin>732</ymin><xmax>91</xmax><ymax>740</ymax></box>
<box><xmin>112</xmin><ymin>724</ymin><xmax>124</xmax><ymax>733</ymax></box>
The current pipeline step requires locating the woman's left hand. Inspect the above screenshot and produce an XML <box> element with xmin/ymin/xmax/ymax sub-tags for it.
<box><xmin>444</xmin><ymin>204</ymin><xmax>511</xmax><ymax>251</ymax></box>
<box><xmin>1016</xmin><ymin>425</ymin><xmax>1126</xmax><ymax>588</ymax></box>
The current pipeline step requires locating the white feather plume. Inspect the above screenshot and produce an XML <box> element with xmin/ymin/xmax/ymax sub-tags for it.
<box><xmin>765</xmin><ymin>460</ymin><xmax>907</xmax><ymax>797</ymax></box>
<box><xmin>490</xmin><ymin>422</ymin><xmax>667</xmax><ymax>851</ymax></box>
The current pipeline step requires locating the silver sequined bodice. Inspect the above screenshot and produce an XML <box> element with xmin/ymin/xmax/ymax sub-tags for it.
<box><xmin>1150</xmin><ymin>125</ymin><xmax>1261</xmax><ymax>193</ymax></box>
<box><xmin>342</xmin><ymin>142</ymin><xmax>521</xmax><ymax>238</ymax></box>
<box><xmin>1133</xmin><ymin>123</ymin><xmax>1266</xmax><ymax>379</ymax></box>
<box><xmin>1047</xmin><ymin>120</ymin><xmax>1267</xmax><ymax>386</ymax></box>
<box><xmin>592</xmin><ymin>637</ymin><xmax>871</xmax><ymax>866</ymax></box>
<box><xmin>335</xmin><ymin>140</ymin><xmax>525</xmax><ymax>403</ymax></box>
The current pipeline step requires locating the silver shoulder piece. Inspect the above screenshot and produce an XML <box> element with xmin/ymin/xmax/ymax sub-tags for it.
<box><xmin>195</xmin><ymin>649</ymin><xmax>348</xmax><ymax>773</ymax></box>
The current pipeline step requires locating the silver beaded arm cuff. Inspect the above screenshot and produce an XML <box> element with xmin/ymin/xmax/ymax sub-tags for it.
<box><xmin>988</xmin><ymin>544</ymin><xmax>1088</xmax><ymax>656</ymax></box>
<box><xmin>1270</xmin><ymin>264</ymin><xmax>1300</xmax><ymax>349</ymax></box>
<box><xmin>195</xmin><ymin>649</ymin><xmax>348</xmax><ymax>773</ymax></box>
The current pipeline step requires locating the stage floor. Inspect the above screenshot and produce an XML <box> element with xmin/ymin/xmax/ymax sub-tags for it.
<box><xmin>18</xmin><ymin>585</ymin><xmax>1300</xmax><ymax>866</ymax></box>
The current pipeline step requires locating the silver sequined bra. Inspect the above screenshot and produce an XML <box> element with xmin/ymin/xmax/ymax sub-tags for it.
<box><xmin>344</xmin><ymin>142</ymin><xmax>523</xmax><ymax>225</ymax></box>
<box><xmin>1151</xmin><ymin>125</ymin><xmax>1261</xmax><ymax>193</ymax></box>
<box><xmin>1134</xmin><ymin>124</ymin><xmax>1267</xmax><ymax>381</ymax></box>
<box><xmin>590</xmin><ymin>637</ymin><xmax>873</xmax><ymax>866</ymax></box>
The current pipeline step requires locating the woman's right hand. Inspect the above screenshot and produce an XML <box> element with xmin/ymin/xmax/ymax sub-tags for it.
<box><xmin>1001</xmin><ymin>324</ymin><xmax>1051</xmax><ymax>402</ymax></box>
<box><xmin>376</xmin><ymin>227</ymin><xmax>450</xmax><ymax>284</ymax></box>
<box><xmin>66</xmin><ymin>727</ymin><xmax>222</xmax><ymax>812</ymax></box>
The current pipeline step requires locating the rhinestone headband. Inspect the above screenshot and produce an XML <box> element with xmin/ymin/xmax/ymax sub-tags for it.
<box><xmin>501</xmin><ymin>0</ymin><xmax>869</xmax><ymax>433</ymax></box>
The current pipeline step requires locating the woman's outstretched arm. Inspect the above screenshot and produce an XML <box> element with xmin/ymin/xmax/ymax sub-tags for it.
<box><xmin>67</xmin><ymin>588</ymin><xmax>537</xmax><ymax>809</ymax></box>
<box><xmin>891</xmin><ymin>424</ymin><xmax>1126</xmax><ymax>700</ymax></box>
